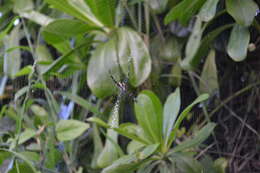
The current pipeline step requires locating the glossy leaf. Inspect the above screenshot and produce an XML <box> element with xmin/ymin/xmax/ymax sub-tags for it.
<box><xmin>134</xmin><ymin>90</ymin><xmax>163</xmax><ymax>143</ymax></box>
<box><xmin>87</xmin><ymin>37</ymin><xmax>120</xmax><ymax>98</ymax></box>
<box><xmin>163</xmin><ymin>88</ymin><xmax>181</xmax><ymax>143</ymax></box>
<box><xmin>19</xmin><ymin>11</ymin><xmax>53</xmax><ymax>26</ymax></box>
<box><xmin>181</xmin><ymin>24</ymin><xmax>233</xmax><ymax>70</ymax></box>
<box><xmin>91</xmin><ymin>124</ymin><xmax>103</xmax><ymax>169</ymax></box>
<box><xmin>227</xmin><ymin>24</ymin><xmax>250</xmax><ymax>62</ymax></box>
<box><xmin>85</xmin><ymin>0</ymin><xmax>116</xmax><ymax>27</ymax></box>
<box><xmin>97</xmin><ymin>99</ymin><xmax>120</xmax><ymax>168</ymax></box>
<box><xmin>199</xmin><ymin>50</ymin><xmax>219</xmax><ymax>95</ymax></box>
<box><xmin>114</xmin><ymin>27</ymin><xmax>152</xmax><ymax>87</ymax></box>
<box><xmin>181</xmin><ymin>17</ymin><xmax>203</xmax><ymax>70</ymax></box>
<box><xmin>42</xmin><ymin>19</ymin><xmax>93</xmax><ymax>38</ymax></box>
<box><xmin>226</xmin><ymin>0</ymin><xmax>258</xmax><ymax>26</ymax></box>
<box><xmin>87</xmin><ymin>27</ymin><xmax>151</xmax><ymax>98</ymax></box>
<box><xmin>164</xmin><ymin>0</ymin><xmax>206</xmax><ymax>25</ymax></box>
<box><xmin>101</xmin><ymin>144</ymin><xmax>159</xmax><ymax>173</ymax></box>
<box><xmin>198</xmin><ymin>0</ymin><xmax>219</xmax><ymax>22</ymax></box>
<box><xmin>55</xmin><ymin>120</ymin><xmax>89</xmax><ymax>141</ymax></box>
<box><xmin>171</xmin><ymin>123</ymin><xmax>216</xmax><ymax>153</ymax></box>
<box><xmin>44</xmin><ymin>0</ymin><xmax>104</xmax><ymax>28</ymax></box>
<box><xmin>167</xmin><ymin>94</ymin><xmax>209</xmax><ymax>147</ymax></box>
<box><xmin>15</xmin><ymin>65</ymin><xmax>33</xmax><ymax>77</ymax></box>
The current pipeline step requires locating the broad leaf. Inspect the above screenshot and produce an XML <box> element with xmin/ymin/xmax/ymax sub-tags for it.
<box><xmin>115</xmin><ymin>27</ymin><xmax>152</xmax><ymax>87</ymax></box>
<box><xmin>199</xmin><ymin>50</ymin><xmax>219</xmax><ymax>95</ymax></box>
<box><xmin>181</xmin><ymin>17</ymin><xmax>203</xmax><ymax>70</ymax></box>
<box><xmin>164</xmin><ymin>0</ymin><xmax>206</xmax><ymax>25</ymax></box>
<box><xmin>102</xmin><ymin>144</ymin><xmax>159</xmax><ymax>173</ymax></box>
<box><xmin>167</xmin><ymin>94</ymin><xmax>209</xmax><ymax>147</ymax></box>
<box><xmin>44</xmin><ymin>0</ymin><xmax>104</xmax><ymax>28</ymax></box>
<box><xmin>198</xmin><ymin>0</ymin><xmax>219</xmax><ymax>22</ymax></box>
<box><xmin>42</xmin><ymin>19</ymin><xmax>93</xmax><ymax>38</ymax></box>
<box><xmin>181</xmin><ymin>24</ymin><xmax>233</xmax><ymax>70</ymax></box>
<box><xmin>85</xmin><ymin>0</ymin><xmax>116</xmax><ymax>27</ymax></box>
<box><xmin>55</xmin><ymin>120</ymin><xmax>89</xmax><ymax>141</ymax></box>
<box><xmin>226</xmin><ymin>0</ymin><xmax>258</xmax><ymax>26</ymax></box>
<box><xmin>134</xmin><ymin>90</ymin><xmax>163</xmax><ymax>143</ymax></box>
<box><xmin>227</xmin><ymin>24</ymin><xmax>250</xmax><ymax>62</ymax></box>
<box><xmin>87</xmin><ymin>27</ymin><xmax>151</xmax><ymax>98</ymax></box>
<box><xmin>171</xmin><ymin>123</ymin><xmax>216</xmax><ymax>153</ymax></box>
<box><xmin>97</xmin><ymin>102</ymin><xmax>120</xmax><ymax>168</ymax></box>
<box><xmin>163</xmin><ymin>88</ymin><xmax>181</xmax><ymax>144</ymax></box>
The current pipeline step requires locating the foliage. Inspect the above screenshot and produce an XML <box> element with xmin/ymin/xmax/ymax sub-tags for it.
<box><xmin>0</xmin><ymin>0</ymin><xmax>259</xmax><ymax>172</ymax></box>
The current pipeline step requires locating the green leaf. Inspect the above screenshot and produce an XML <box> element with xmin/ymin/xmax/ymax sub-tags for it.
<box><xmin>88</xmin><ymin>117</ymin><xmax>150</xmax><ymax>145</ymax></box>
<box><xmin>42</xmin><ymin>36</ymin><xmax>93</xmax><ymax>77</ymax></box>
<box><xmin>169</xmin><ymin>62</ymin><xmax>182</xmax><ymax>87</ymax></box>
<box><xmin>198</xmin><ymin>0</ymin><xmax>219</xmax><ymax>22</ymax></box>
<box><xmin>91</xmin><ymin>124</ymin><xmax>103</xmax><ymax>169</ymax></box>
<box><xmin>163</xmin><ymin>88</ymin><xmax>181</xmax><ymax>144</ymax></box>
<box><xmin>171</xmin><ymin>123</ymin><xmax>216</xmax><ymax>153</ymax></box>
<box><xmin>17</xmin><ymin>128</ymin><xmax>36</xmax><ymax>145</ymax></box>
<box><xmin>13</xmin><ymin>0</ymin><xmax>33</xmax><ymax>13</ymax></box>
<box><xmin>3</xmin><ymin>25</ymin><xmax>21</xmax><ymax>79</ymax></box>
<box><xmin>181</xmin><ymin>23</ymin><xmax>233</xmax><ymax>70</ymax></box>
<box><xmin>88</xmin><ymin>117</ymin><xmax>110</xmax><ymax>128</ymax></box>
<box><xmin>227</xmin><ymin>24</ymin><xmax>250</xmax><ymax>62</ymax></box>
<box><xmin>60</xmin><ymin>92</ymin><xmax>102</xmax><ymax>115</ymax></box>
<box><xmin>55</xmin><ymin>120</ymin><xmax>89</xmax><ymax>141</ymax></box>
<box><xmin>170</xmin><ymin>153</ymin><xmax>203</xmax><ymax>173</ymax></box>
<box><xmin>87</xmin><ymin>27</ymin><xmax>151</xmax><ymax>98</ymax></box>
<box><xmin>226</xmin><ymin>0</ymin><xmax>258</xmax><ymax>26</ymax></box>
<box><xmin>19</xmin><ymin>11</ymin><xmax>53</xmax><ymax>26</ymax></box>
<box><xmin>85</xmin><ymin>0</ymin><xmax>116</xmax><ymax>27</ymax></box>
<box><xmin>97</xmin><ymin>101</ymin><xmax>120</xmax><ymax>168</ymax></box>
<box><xmin>213</xmin><ymin>158</ymin><xmax>228</xmax><ymax>173</ymax></box>
<box><xmin>42</xmin><ymin>18</ymin><xmax>93</xmax><ymax>38</ymax></box>
<box><xmin>134</xmin><ymin>90</ymin><xmax>163</xmax><ymax>143</ymax></box>
<box><xmin>15</xmin><ymin>65</ymin><xmax>33</xmax><ymax>77</ymax></box>
<box><xmin>0</xmin><ymin>149</ymin><xmax>38</xmax><ymax>173</ymax></box>
<box><xmin>164</xmin><ymin>0</ymin><xmax>206</xmax><ymax>25</ymax></box>
<box><xmin>167</xmin><ymin>94</ymin><xmax>209</xmax><ymax>147</ymax></box>
<box><xmin>181</xmin><ymin>17</ymin><xmax>203</xmax><ymax>70</ymax></box>
<box><xmin>44</xmin><ymin>0</ymin><xmax>104</xmax><ymax>28</ymax></box>
<box><xmin>115</xmin><ymin>123</ymin><xmax>150</xmax><ymax>145</ymax></box>
<box><xmin>199</xmin><ymin>50</ymin><xmax>219</xmax><ymax>95</ymax></box>
<box><xmin>159</xmin><ymin>37</ymin><xmax>182</xmax><ymax>61</ymax></box>
<box><xmin>0</xmin><ymin>16</ymin><xmax>19</xmax><ymax>41</ymax></box>
<box><xmin>36</xmin><ymin>44</ymin><xmax>53</xmax><ymax>74</ymax></box>
<box><xmin>102</xmin><ymin>144</ymin><xmax>159</xmax><ymax>173</ymax></box>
